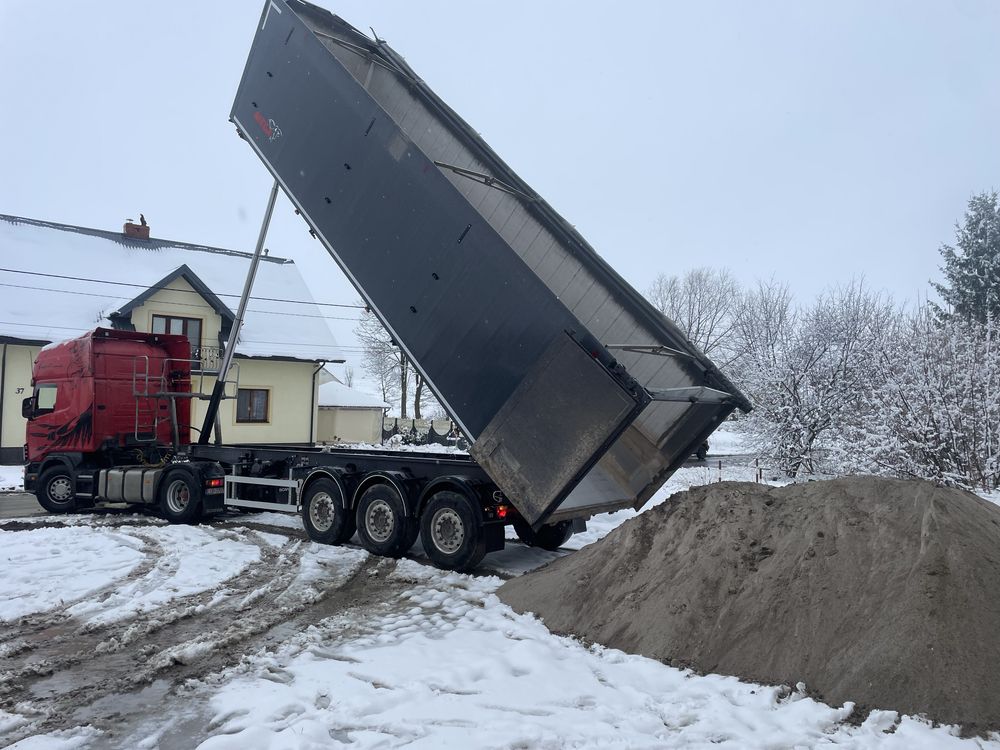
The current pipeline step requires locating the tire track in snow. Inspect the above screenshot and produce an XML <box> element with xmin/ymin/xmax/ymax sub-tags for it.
<box><xmin>1</xmin><ymin>511</ymin><xmax>561</xmax><ymax>747</ymax></box>
<box><xmin>0</xmin><ymin>520</ymin><xmax>377</xmax><ymax>747</ymax></box>
<box><xmin>0</xmin><ymin>530</ymin><xmax>163</xmax><ymax>658</ymax></box>
<box><xmin>0</xmin><ymin>525</ymin><xmax>274</xmax><ymax>697</ymax></box>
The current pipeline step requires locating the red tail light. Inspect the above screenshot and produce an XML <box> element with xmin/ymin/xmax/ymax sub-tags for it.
<box><xmin>205</xmin><ymin>477</ymin><xmax>224</xmax><ymax>488</ymax></box>
<box><xmin>497</xmin><ymin>505</ymin><xmax>508</xmax><ymax>519</ymax></box>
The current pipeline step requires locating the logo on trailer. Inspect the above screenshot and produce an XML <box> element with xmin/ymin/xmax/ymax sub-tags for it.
<box><xmin>253</xmin><ymin>111</ymin><xmax>282</xmax><ymax>142</ymax></box>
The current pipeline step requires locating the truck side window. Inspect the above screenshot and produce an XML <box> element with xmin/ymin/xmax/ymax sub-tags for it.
<box><xmin>35</xmin><ymin>384</ymin><xmax>58</xmax><ymax>414</ymax></box>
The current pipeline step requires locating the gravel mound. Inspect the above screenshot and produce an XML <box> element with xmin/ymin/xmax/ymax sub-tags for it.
<box><xmin>498</xmin><ymin>477</ymin><xmax>1000</xmax><ymax>731</ymax></box>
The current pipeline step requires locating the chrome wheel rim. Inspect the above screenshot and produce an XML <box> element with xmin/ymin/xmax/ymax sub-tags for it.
<box><xmin>365</xmin><ymin>499</ymin><xmax>394</xmax><ymax>543</ymax></box>
<box><xmin>166</xmin><ymin>479</ymin><xmax>190</xmax><ymax>514</ymax></box>
<box><xmin>309</xmin><ymin>491</ymin><xmax>336</xmax><ymax>532</ymax></box>
<box><xmin>431</xmin><ymin>508</ymin><xmax>464</xmax><ymax>554</ymax></box>
<box><xmin>48</xmin><ymin>476</ymin><xmax>73</xmax><ymax>504</ymax></box>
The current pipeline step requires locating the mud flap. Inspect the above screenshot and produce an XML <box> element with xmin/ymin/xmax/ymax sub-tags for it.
<box><xmin>483</xmin><ymin>522</ymin><xmax>506</xmax><ymax>553</ymax></box>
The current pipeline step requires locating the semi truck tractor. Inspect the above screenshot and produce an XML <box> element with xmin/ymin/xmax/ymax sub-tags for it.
<box><xmin>22</xmin><ymin>0</ymin><xmax>750</xmax><ymax>571</ymax></box>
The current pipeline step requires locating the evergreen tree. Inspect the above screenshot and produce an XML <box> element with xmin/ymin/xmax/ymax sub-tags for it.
<box><xmin>932</xmin><ymin>191</ymin><xmax>1000</xmax><ymax>324</ymax></box>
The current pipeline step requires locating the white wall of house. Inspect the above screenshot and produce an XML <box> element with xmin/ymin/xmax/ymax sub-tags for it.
<box><xmin>192</xmin><ymin>358</ymin><xmax>319</xmax><ymax>445</ymax></box>
<box><xmin>128</xmin><ymin>277</ymin><xmax>225</xmax><ymax>352</ymax></box>
<box><xmin>1</xmin><ymin>344</ymin><xmax>41</xmax><ymax>462</ymax></box>
<box><xmin>317</xmin><ymin>406</ymin><xmax>384</xmax><ymax>445</ymax></box>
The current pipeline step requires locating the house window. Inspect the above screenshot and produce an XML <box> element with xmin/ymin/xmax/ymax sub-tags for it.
<box><xmin>151</xmin><ymin>315</ymin><xmax>202</xmax><ymax>347</ymax></box>
<box><xmin>236</xmin><ymin>388</ymin><xmax>269</xmax><ymax>423</ymax></box>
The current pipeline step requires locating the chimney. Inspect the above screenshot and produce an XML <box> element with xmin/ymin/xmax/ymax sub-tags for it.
<box><xmin>123</xmin><ymin>213</ymin><xmax>150</xmax><ymax>239</ymax></box>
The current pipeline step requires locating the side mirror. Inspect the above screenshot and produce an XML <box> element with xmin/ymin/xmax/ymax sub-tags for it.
<box><xmin>21</xmin><ymin>396</ymin><xmax>35</xmax><ymax>420</ymax></box>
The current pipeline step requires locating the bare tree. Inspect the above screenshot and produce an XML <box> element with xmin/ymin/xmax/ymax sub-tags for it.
<box><xmin>353</xmin><ymin>305</ymin><xmax>441</xmax><ymax>419</ymax></box>
<box><xmin>412</xmin><ymin>370</ymin><xmax>435</xmax><ymax>420</ymax></box>
<box><xmin>342</xmin><ymin>364</ymin><xmax>355</xmax><ymax>388</ymax></box>
<box><xmin>646</xmin><ymin>268</ymin><xmax>742</xmax><ymax>366</ymax></box>
<box><xmin>354</xmin><ymin>307</ymin><xmax>404</xmax><ymax>415</ymax></box>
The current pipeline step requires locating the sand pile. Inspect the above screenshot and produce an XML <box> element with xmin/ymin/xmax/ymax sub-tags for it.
<box><xmin>499</xmin><ymin>477</ymin><xmax>1000</xmax><ymax>731</ymax></box>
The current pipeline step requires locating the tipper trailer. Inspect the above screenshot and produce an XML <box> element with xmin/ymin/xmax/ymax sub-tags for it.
<box><xmin>22</xmin><ymin>0</ymin><xmax>750</xmax><ymax>571</ymax></box>
<box><xmin>23</xmin><ymin>328</ymin><xmax>533</xmax><ymax>570</ymax></box>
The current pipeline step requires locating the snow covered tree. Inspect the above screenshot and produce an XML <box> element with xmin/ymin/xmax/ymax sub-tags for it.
<box><xmin>843</xmin><ymin>309</ymin><xmax>1000</xmax><ymax>490</ymax></box>
<box><xmin>733</xmin><ymin>280</ymin><xmax>896</xmax><ymax>477</ymax></box>
<box><xmin>726</xmin><ymin>279</ymin><xmax>796</xmax><ymax>466</ymax></box>
<box><xmin>932</xmin><ymin>191</ymin><xmax>1000</xmax><ymax>324</ymax></box>
<box><xmin>646</xmin><ymin>267</ymin><xmax>742</xmax><ymax>366</ymax></box>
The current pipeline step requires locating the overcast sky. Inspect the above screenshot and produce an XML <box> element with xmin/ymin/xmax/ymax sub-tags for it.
<box><xmin>2</xmin><ymin>0</ymin><xmax>998</xmax><ymax>383</ymax></box>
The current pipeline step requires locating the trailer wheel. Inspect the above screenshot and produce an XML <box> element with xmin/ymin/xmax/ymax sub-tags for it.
<box><xmin>513</xmin><ymin>518</ymin><xmax>573</xmax><ymax>551</ymax></box>
<box><xmin>36</xmin><ymin>466</ymin><xmax>77</xmax><ymax>514</ymax></box>
<box><xmin>158</xmin><ymin>471</ymin><xmax>202</xmax><ymax>524</ymax></box>
<box><xmin>420</xmin><ymin>491</ymin><xmax>486</xmax><ymax>572</ymax></box>
<box><xmin>302</xmin><ymin>478</ymin><xmax>355</xmax><ymax>545</ymax></box>
<box><xmin>355</xmin><ymin>484</ymin><xmax>415</xmax><ymax>558</ymax></box>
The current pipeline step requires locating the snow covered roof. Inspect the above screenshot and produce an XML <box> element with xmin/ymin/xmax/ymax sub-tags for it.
<box><xmin>0</xmin><ymin>214</ymin><xmax>341</xmax><ymax>362</ymax></box>
<box><xmin>318</xmin><ymin>380</ymin><xmax>388</xmax><ymax>409</ymax></box>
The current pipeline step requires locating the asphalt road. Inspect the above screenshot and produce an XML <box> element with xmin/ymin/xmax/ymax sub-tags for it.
<box><xmin>0</xmin><ymin>492</ymin><xmax>43</xmax><ymax>519</ymax></box>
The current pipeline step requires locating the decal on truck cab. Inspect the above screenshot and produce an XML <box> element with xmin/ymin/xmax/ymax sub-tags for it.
<box><xmin>29</xmin><ymin>406</ymin><xmax>94</xmax><ymax>452</ymax></box>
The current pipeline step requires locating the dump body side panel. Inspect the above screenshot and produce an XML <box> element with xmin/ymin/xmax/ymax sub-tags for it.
<box><xmin>231</xmin><ymin>2</ymin><xmax>649</xmax><ymax>525</ymax></box>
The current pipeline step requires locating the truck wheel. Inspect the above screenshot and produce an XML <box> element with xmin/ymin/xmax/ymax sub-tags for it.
<box><xmin>302</xmin><ymin>478</ymin><xmax>355</xmax><ymax>545</ymax></box>
<box><xmin>420</xmin><ymin>491</ymin><xmax>486</xmax><ymax>572</ymax></box>
<box><xmin>355</xmin><ymin>484</ymin><xmax>415</xmax><ymax>558</ymax></box>
<box><xmin>513</xmin><ymin>518</ymin><xmax>573</xmax><ymax>551</ymax></box>
<box><xmin>159</xmin><ymin>471</ymin><xmax>202</xmax><ymax>524</ymax></box>
<box><xmin>36</xmin><ymin>466</ymin><xmax>77</xmax><ymax>514</ymax></box>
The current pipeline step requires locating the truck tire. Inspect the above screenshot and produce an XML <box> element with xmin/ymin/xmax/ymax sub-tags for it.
<box><xmin>355</xmin><ymin>483</ymin><xmax>416</xmax><ymax>558</ymax></box>
<box><xmin>36</xmin><ymin>466</ymin><xmax>77</xmax><ymax>514</ymax></box>
<box><xmin>302</xmin><ymin>477</ymin><xmax>356</xmax><ymax>545</ymax></box>
<box><xmin>513</xmin><ymin>518</ymin><xmax>573</xmax><ymax>551</ymax></box>
<box><xmin>420</xmin><ymin>491</ymin><xmax>486</xmax><ymax>572</ymax></box>
<box><xmin>158</xmin><ymin>471</ymin><xmax>203</xmax><ymax>524</ymax></box>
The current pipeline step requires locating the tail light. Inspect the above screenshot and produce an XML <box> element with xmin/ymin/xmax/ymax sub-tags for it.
<box><xmin>497</xmin><ymin>505</ymin><xmax>509</xmax><ymax>520</ymax></box>
<box><xmin>205</xmin><ymin>477</ymin><xmax>224</xmax><ymax>489</ymax></box>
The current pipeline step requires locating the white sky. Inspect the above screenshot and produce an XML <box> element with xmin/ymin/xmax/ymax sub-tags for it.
<box><xmin>2</xmin><ymin>0</ymin><xmax>998</xmax><ymax>382</ymax></box>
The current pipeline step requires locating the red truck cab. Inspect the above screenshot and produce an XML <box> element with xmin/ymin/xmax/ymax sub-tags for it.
<box><xmin>23</xmin><ymin>329</ymin><xmax>223</xmax><ymax>519</ymax></box>
<box><xmin>24</xmin><ymin>328</ymin><xmax>192</xmax><ymax>462</ymax></box>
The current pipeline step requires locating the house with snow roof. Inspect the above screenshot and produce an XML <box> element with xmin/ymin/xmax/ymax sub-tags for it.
<box><xmin>0</xmin><ymin>214</ymin><xmax>342</xmax><ymax>464</ymax></box>
<box><xmin>316</xmin><ymin>376</ymin><xmax>389</xmax><ymax>444</ymax></box>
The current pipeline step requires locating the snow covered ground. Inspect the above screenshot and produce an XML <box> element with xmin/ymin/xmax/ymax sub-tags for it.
<box><xmin>1</xmin><ymin>463</ymin><xmax>997</xmax><ymax>748</ymax></box>
<box><xmin>0</xmin><ymin>465</ymin><xmax>23</xmax><ymax>492</ymax></box>
<box><xmin>704</xmin><ymin>422</ymin><xmax>754</xmax><ymax>455</ymax></box>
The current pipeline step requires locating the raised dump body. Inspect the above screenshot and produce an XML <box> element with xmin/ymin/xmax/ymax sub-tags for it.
<box><xmin>231</xmin><ymin>0</ymin><xmax>751</xmax><ymax>526</ymax></box>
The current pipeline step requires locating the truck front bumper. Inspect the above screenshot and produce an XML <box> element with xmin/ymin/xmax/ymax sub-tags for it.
<box><xmin>23</xmin><ymin>463</ymin><xmax>41</xmax><ymax>493</ymax></box>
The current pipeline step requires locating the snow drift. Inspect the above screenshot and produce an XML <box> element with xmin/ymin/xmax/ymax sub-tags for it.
<box><xmin>498</xmin><ymin>477</ymin><xmax>1000</xmax><ymax>733</ymax></box>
